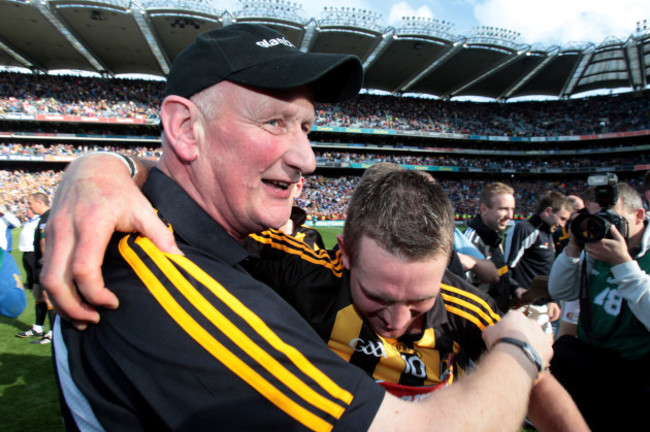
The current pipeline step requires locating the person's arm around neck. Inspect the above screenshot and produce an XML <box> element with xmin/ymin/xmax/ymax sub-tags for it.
<box><xmin>41</xmin><ymin>152</ymin><xmax>179</xmax><ymax>328</ymax></box>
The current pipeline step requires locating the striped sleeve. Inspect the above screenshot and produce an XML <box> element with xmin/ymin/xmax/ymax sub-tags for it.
<box><xmin>117</xmin><ymin>234</ymin><xmax>371</xmax><ymax>431</ymax></box>
<box><xmin>440</xmin><ymin>283</ymin><xmax>501</xmax><ymax>332</ymax></box>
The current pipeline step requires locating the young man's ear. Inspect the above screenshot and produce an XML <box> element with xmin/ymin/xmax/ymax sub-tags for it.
<box><xmin>337</xmin><ymin>235</ymin><xmax>351</xmax><ymax>270</ymax></box>
<box><xmin>160</xmin><ymin>95</ymin><xmax>202</xmax><ymax>161</ymax></box>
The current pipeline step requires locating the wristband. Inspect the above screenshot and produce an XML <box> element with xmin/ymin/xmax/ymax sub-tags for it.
<box><xmin>495</xmin><ymin>337</ymin><xmax>543</xmax><ymax>375</ymax></box>
<box><xmin>94</xmin><ymin>152</ymin><xmax>138</xmax><ymax>179</ymax></box>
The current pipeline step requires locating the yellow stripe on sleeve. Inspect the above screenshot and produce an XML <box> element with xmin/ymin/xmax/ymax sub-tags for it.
<box><xmin>444</xmin><ymin>304</ymin><xmax>490</xmax><ymax>331</ymax></box>
<box><xmin>248</xmin><ymin>232</ymin><xmax>343</xmax><ymax>276</ymax></box>
<box><xmin>441</xmin><ymin>283</ymin><xmax>501</xmax><ymax>322</ymax></box>
<box><xmin>119</xmin><ymin>236</ymin><xmax>352</xmax><ymax>431</ymax></box>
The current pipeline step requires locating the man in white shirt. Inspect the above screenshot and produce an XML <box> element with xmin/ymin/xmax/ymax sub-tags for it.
<box><xmin>19</xmin><ymin>207</ymin><xmax>40</xmax><ymax>291</ymax></box>
<box><xmin>0</xmin><ymin>204</ymin><xmax>22</xmax><ymax>251</ymax></box>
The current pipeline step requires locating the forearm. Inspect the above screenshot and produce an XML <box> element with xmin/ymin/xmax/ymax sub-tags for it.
<box><xmin>2</xmin><ymin>212</ymin><xmax>21</xmax><ymax>228</ymax></box>
<box><xmin>472</xmin><ymin>259</ymin><xmax>500</xmax><ymax>284</ymax></box>
<box><xmin>527</xmin><ymin>373</ymin><xmax>589</xmax><ymax>432</ymax></box>
<box><xmin>548</xmin><ymin>251</ymin><xmax>581</xmax><ymax>301</ymax></box>
<box><xmin>611</xmin><ymin>259</ymin><xmax>650</xmax><ymax>330</ymax></box>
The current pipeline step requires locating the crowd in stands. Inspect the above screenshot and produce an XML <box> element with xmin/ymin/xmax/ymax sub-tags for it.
<box><xmin>2</xmin><ymin>72</ymin><xmax>649</xmax><ymax>222</ymax></box>
<box><xmin>1</xmin><ymin>143</ymin><xmax>162</xmax><ymax>159</ymax></box>
<box><xmin>314</xmin><ymin>150</ymin><xmax>647</xmax><ymax>169</ymax></box>
<box><xmin>1</xmin><ymin>143</ymin><xmax>646</xmax><ymax>171</ymax></box>
<box><xmin>0</xmin><ymin>73</ymin><xmax>161</xmax><ymax>120</ymax></box>
<box><xmin>2</xmin><ymin>72</ymin><xmax>649</xmax><ymax>137</ymax></box>
<box><xmin>5</xmin><ymin>167</ymin><xmax>644</xmax><ymax>224</ymax></box>
<box><xmin>0</xmin><ymin>169</ymin><xmax>61</xmax><ymax>220</ymax></box>
<box><xmin>297</xmin><ymin>175</ymin><xmax>600</xmax><ymax>221</ymax></box>
<box><xmin>316</xmin><ymin>93</ymin><xmax>650</xmax><ymax>136</ymax></box>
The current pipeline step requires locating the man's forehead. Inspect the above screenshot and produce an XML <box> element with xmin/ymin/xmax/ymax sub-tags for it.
<box><xmin>354</xmin><ymin>246</ymin><xmax>445</xmax><ymax>297</ymax></box>
<box><xmin>493</xmin><ymin>193</ymin><xmax>515</xmax><ymax>205</ymax></box>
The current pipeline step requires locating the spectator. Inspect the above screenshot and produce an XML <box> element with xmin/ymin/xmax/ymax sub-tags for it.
<box><xmin>18</xmin><ymin>206</ymin><xmax>40</xmax><ymax>291</ymax></box>
<box><xmin>0</xmin><ymin>203</ymin><xmax>21</xmax><ymax>251</ymax></box>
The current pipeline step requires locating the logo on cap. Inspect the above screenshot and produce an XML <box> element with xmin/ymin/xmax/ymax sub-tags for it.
<box><xmin>256</xmin><ymin>37</ymin><xmax>295</xmax><ymax>48</ymax></box>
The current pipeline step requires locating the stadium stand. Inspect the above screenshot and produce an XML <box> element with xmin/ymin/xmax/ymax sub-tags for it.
<box><xmin>1</xmin><ymin>72</ymin><xmax>648</xmax><ymax>224</ymax></box>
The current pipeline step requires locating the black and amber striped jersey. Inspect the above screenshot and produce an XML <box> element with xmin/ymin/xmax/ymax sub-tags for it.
<box><xmin>244</xmin><ymin>229</ymin><xmax>502</xmax><ymax>400</ymax></box>
<box><xmin>54</xmin><ymin>169</ymin><xmax>384</xmax><ymax>432</ymax></box>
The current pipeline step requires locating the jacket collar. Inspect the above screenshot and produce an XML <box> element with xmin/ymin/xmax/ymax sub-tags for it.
<box><xmin>467</xmin><ymin>215</ymin><xmax>502</xmax><ymax>248</ymax></box>
<box><xmin>530</xmin><ymin>213</ymin><xmax>552</xmax><ymax>233</ymax></box>
<box><xmin>142</xmin><ymin>168</ymin><xmax>249</xmax><ymax>266</ymax></box>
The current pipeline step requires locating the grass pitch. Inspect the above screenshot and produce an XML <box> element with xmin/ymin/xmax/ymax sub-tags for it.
<box><xmin>1</xmin><ymin>230</ymin><xmax>64</xmax><ymax>432</ymax></box>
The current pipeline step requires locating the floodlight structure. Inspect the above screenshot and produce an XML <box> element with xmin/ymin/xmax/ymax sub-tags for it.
<box><xmin>467</xmin><ymin>26</ymin><xmax>522</xmax><ymax>52</ymax></box>
<box><xmin>140</xmin><ymin>0</ymin><xmax>222</xmax><ymax>17</ymax></box>
<box><xmin>396</xmin><ymin>16</ymin><xmax>455</xmax><ymax>41</ymax></box>
<box><xmin>319</xmin><ymin>6</ymin><xmax>383</xmax><ymax>33</ymax></box>
<box><xmin>234</xmin><ymin>0</ymin><xmax>304</xmax><ymax>22</ymax></box>
<box><xmin>49</xmin><ymin>0</ymin><xmax>133</xmax><ymax>9</ymax></box>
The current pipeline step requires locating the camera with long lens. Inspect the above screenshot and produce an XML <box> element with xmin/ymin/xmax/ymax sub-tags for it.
<box><xmin>571</xmin><ymin>173</ymin><xmax>628</xmax><ymax>243</ymax></box>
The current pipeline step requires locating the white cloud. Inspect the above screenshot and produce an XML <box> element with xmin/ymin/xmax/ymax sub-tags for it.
<box><xmin>387</xmin><ymin>2</ymin><xmax>435</xmax><ymax>25</ymax></box>
<box><xmin>473</xmin><ymin>0</ymin><xmax>648</xmax><ymax>46</ymax></box>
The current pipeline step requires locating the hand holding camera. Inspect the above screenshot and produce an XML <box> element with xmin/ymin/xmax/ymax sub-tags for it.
<box><xmin>570</xmin><ymin>173</ymin><xmax>629</xmax><ymax>245</ymax></box>
<box><xmin>582</xmin><ymin>224</ymin><xmax>633</xmax><ymax>266</ymax></box>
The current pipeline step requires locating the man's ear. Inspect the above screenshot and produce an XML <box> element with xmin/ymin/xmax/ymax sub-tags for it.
<box><xmin>160</xmin><ymin>95</ymin><xmax>202</xmax><ymax>162</ymax></box>
<box><xmin>634</xmin><ymin>207</ymin><xmax>646</xmax><ymax>225</ymax></box>
<box><xmin>337</xmin><ymin>235</ymin><xmax>351</xmax><ymax>270</ymax></box>
<box><xmin>292</xmin><ymin>176</ymin><xmax>305</xmax><ymax>199</ymax></box>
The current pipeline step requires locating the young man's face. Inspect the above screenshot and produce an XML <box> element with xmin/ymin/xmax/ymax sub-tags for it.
<box><xmin>541</xmin><ymin>206</ymin><xmax>571</xmax><ymax>232</ymax></box>
<box><xmin>480</xmin><ymin>193</ymin><xmax>515</xmax><ymax>232</ymax></box>
<box><xmin>188</xmin><ymin>82</ymin><xmax>316</xmax><ymax>240</ymax></box>
<box><xmin>341</xmin><ymin>235</ymin><xmax>445</xmax><ymax>339</ymax></box>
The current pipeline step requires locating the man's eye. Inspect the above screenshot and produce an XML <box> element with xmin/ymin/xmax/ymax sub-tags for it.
<box><xmin>266</xmin><ymin>119</ymin><xmax>281</xmax><ymax>127</ymax></box>
<box><xmin>370</xmin><ymin>296</ymin><xmax>392</xmax><ymax>306</ymax></box>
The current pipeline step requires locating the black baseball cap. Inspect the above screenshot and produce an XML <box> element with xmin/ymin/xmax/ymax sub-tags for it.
<box><xmin>164</xmin><ymin>24</ymin><xmax>363</xmax><ymax>103</ymax></box>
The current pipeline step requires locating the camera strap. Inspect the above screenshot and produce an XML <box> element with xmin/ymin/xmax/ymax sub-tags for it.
<box><xmin>578</xmin><ymin>258</ymin><xmax>595</xmax><ymax>337</ymax></box>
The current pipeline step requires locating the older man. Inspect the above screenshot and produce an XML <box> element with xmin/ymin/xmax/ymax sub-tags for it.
<box><xmin>46</xmin><ymin>25</ymin><xmax>553</xmax><ymax>432</ymax></box>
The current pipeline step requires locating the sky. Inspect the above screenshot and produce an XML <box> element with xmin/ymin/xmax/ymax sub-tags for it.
<box><xmin>231</xmin><ymin>0</ymin><xmax>649</xmax><ymax>48</ymax></box>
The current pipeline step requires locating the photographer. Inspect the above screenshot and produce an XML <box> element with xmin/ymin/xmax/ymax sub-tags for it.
<box><xmin>549</xmin><ymin>181</ymin><xmax>650</xmax><ymax>430</ymax></box>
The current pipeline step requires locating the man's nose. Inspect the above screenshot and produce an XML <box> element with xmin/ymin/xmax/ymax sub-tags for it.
<box><xmin>285</xmin><ymin>131</ymin><xmax>316</xmax><ymax>175</ymax></box>
<box><xmin>387</xmin><ymin>304</ymin><xmax>412</xmax><ymax>331</ymax></box>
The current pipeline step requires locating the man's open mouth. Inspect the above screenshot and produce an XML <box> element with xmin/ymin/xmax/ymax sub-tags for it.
<box><xmin>263</xmin><ymin>179</ymin><xmax>290</xmax><ymax>190</ymax></box>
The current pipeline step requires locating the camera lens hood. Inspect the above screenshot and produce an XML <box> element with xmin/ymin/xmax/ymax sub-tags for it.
<box><xmin>571</xmin><ymin>213</ymin><xmax>611</xmax><ymax>243</ymax></box>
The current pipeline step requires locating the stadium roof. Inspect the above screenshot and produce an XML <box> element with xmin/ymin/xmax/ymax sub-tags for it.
<box><xmin>0</xmin><ymin>0</ymin><xmax>649</xmax><ymax>100</ymax></box>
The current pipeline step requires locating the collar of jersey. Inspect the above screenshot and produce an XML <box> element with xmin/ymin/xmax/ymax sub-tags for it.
<box><xmin>142</xmin><ymin>168</ymin><xmax>249</xmax><ymax>267</ymax></box>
